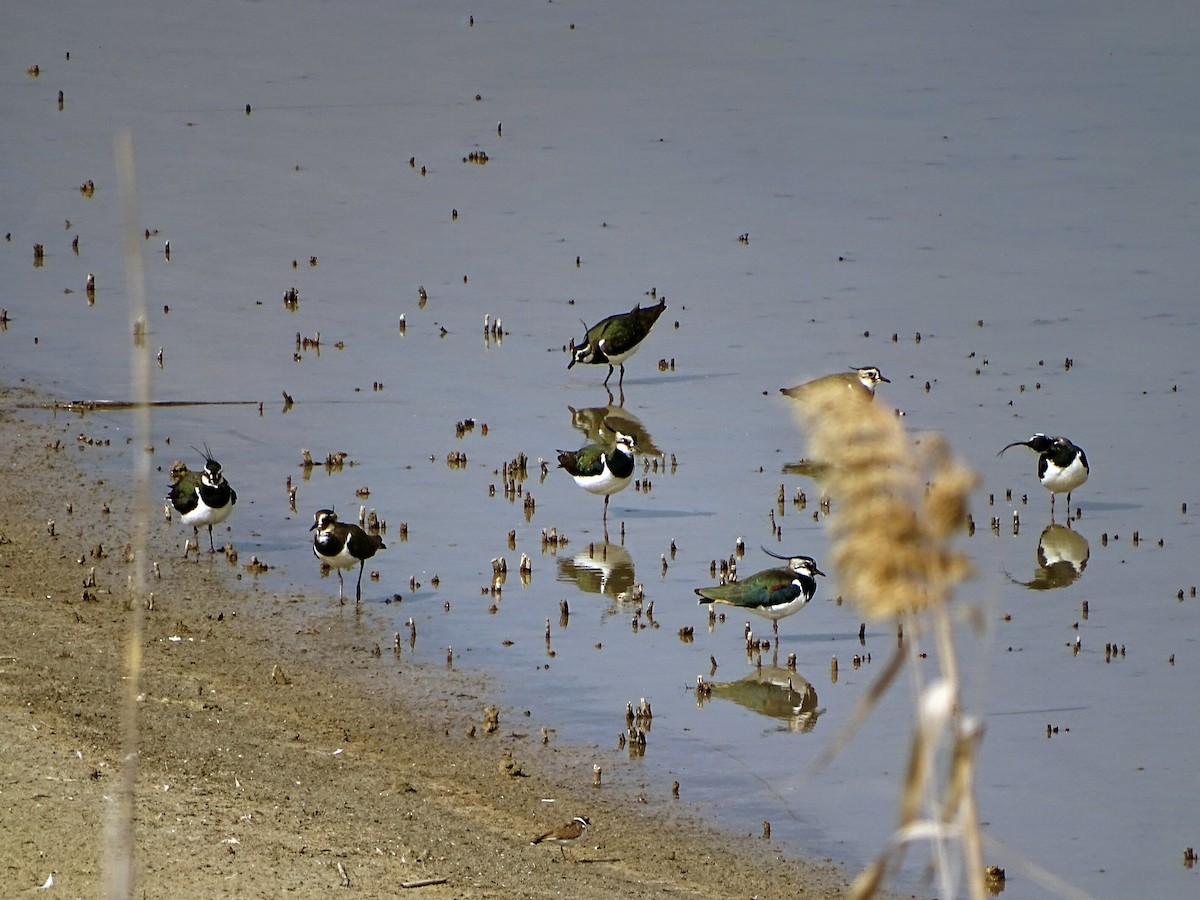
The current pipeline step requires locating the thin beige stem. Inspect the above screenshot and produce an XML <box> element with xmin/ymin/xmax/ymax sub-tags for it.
<box><xmin>106</xmin><ymin>130</ymin><xmax>151</xmax><ymax>900</ymax></box>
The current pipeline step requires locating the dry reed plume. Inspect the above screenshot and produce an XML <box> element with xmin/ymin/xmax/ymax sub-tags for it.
<box><xmin>791</xmin><ymin>384</ymin><xmax>986</xmax><ymax>899</ymax></box>
<box><xmin>800</xmin><ymin>387</ymin><xmax>975</xmax><ymax>620</ymax></box>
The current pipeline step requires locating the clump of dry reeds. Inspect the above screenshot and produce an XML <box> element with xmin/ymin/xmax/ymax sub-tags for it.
<box><xmin>792</xmin><ymin>383</ymin><xmax>986</xmax><ymax>899</ymax></box>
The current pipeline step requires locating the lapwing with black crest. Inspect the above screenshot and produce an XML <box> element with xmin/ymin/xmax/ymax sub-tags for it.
<box><xmin>167</xmin><ymin>446</ymin><xmax>237</xmax><ymax>553</ymax></box>
<box><xmin>695</xmin><ymin>547</ymin><xmax>825</xmax><ymax>640</ymax></box>
<box><xmin>557</xmin><ymin>423</ymin><xmax>636</xmax><ymax>523</ymax></box>
<box><xmin>310</xmin><ymin>508</ymin><xmax>386</xmax><ymax>605</ymax></box>
<box><xmin>568</xmin><ymin>297</ymin><xmax>667</xmax><ymax>388</ymax></box>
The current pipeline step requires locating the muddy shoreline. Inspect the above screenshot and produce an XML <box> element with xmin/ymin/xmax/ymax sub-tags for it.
<box><xmin>0</xmin><ymin>386</ymin><xmax>865</xmax><ymax>898</ymax></box>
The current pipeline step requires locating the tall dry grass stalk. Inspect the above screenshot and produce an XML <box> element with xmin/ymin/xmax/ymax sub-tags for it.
<box><xmin>792</xmin><ymin>384</ymin><xmax>985</xmax><ymax>899</ymax></box>
<box><xmin>107</xmin><ymin>131</ymin><xmax>152</xmax><ymax>899</ymax></box>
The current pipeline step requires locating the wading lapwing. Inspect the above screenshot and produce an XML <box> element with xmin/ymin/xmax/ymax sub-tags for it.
<box><xmin>310</xmin><ymin>508</ymin><xmax>386</xmax><ymax>605</ymax></box>
<box><xmin>695</xmin><ymin>547</ymin><xmax>824</xmax><ymax>640</ymax></box>
<box><xmin>780</xmin><ymin>366</ymin><xmax>890</xmax><ymax>405</ymax></box>
<box><xmin>998</xmin><ymin>434</ymin><xmax>1089</xmax><ymax>517</ymax></box>
<box><xmin>530</xmin><ymin>815</ymin><xmax>590</xmax><ymax>861</ymax></box>
<box><xmin>568</xmin><ymin>297</ymin><xmax>666</xmax><ymax>388</ymax></box>
<box><xmin>168</xmin><ymin>448</ymin><xmax>237</xmax><ymax>553</ymax></box>
<box><xmin>557</xmin><ymin>426</ymin><xmax>636</xmax><ymax>523</ymax></box>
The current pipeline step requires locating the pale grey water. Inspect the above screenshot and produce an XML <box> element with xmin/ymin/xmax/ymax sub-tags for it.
<box><xmin>3</xmin><ymin>2</ymin><xmax>1199</xmax><ymax>897</ymax></box>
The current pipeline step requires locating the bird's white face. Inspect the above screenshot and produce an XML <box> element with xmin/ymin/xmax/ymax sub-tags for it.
<box><xmin>614</xmin><ymin>432</ymin><xmax>636</xmax><ymax>452</ymax></box>
<box><xmin>855</xmin><ymin>366</ymin><xmax>888</xmax><ymax>388</ymax></box>
<box><xmin>788</xmin><ymin>556</ymin><xmax>823</xmax><ymax>577</ymax></box>
<box><xmin>312</xmin><ymin>510</ymin><xmax>338</xmax><ymax>531</ymax></box>
<box><xmin>201</xmin><ymin>462</ymin><xmax>223</xmax><ymax>488</ymax></box>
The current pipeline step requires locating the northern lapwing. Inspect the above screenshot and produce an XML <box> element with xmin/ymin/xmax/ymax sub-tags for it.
<box><xmin>695</xmin><ymin>547</ymin><xmax>824</xmax><ymax>640</ymax></box>
<box><xmin>780</xmin><ymin>366</ymin><xmax>890</xmax><ymax>405</ymax></box>
<box><xmin>310</xmin><ymin>508</ymin><xmax>386</xmax><ymax>605</ymax></box>
<box><xmin>167</xmin><ymin>448</ymin><xmax>237</xmax><ymax>553</ymax></box>
<box><xmin>530</xmin><ymin>815</ymin><xmax>590</xmax><ymax>861</ymax></box>
<box><xmin>557</xmin><ymin>425</ymin><xmax>636</xmax><ymax>522</ymax></box>
<box><xmin>998</xmin><ymin>434</ymin><xmax>1089</xmax><ymax>516</ymax></box>
<box><xmin>568</xmin><ymin>297</ymin><xmax>666</xmax><ymax>387</ymax></box>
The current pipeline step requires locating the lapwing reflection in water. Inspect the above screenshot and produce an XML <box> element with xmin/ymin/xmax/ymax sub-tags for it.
<box><xmin>556</xmin><ymin>542</ymin><xmax>635</xmax><ymax>601</ymax></box>
<box><xmin>780</xmin><ymin>458</ymin><xmax>832</xmax><ymax>479</ymax></box>
<box><xmin>568</xmin><ymin>400</ymin><xmax>663</xmax><ymax>458</ymax></box>
<box><xmin>1010</xmin><ymin>523</ymin><xmax>1090</xmax><ymax>590</ymax></box>
<box><xmin>701</xmin><ymin>666</ymin><xmax>822</xmax><ymax>733</ymax></box>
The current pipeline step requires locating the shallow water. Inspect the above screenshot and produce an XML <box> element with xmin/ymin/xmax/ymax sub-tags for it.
<box><xmin>4</xmin><ymin>2</ymin><xmax>1199</xmax><ymax>897</ymax></box>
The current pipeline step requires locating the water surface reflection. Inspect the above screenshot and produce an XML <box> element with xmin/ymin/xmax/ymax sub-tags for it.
<box><xmin>556</xmin><ymin>541</ymin><xmax>637</xmax><ymax>601</ymax></box>
<box><xmin>703</xmin><ymin>666</ymin><xmax>823</xmax><ymax>733</ymax></box>
<box><xmin>568</xmin><ymin>398</ymin><xmax>664</xmax><ymax>459</ymax></box>
<box><xmin>1013</xmin><ymin>523</ymin><xmax>1090</xmax><ymax>591</ymax></box>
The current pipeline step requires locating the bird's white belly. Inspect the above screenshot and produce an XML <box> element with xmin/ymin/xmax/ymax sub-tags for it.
<box><xmin>760</xmin><ymin>596</ymin><xmax>809</xmax><ymax>621</ymax></box>
<box><xmin>315</xmin><ymin>540</ymin><xmax>360</xmax><ymax>569</ymax></box>
<box><xmin>1042</xmin><ymin>456</ymin><xmax>1088</xmax><ymax>493</ymax></box>
<box><xmin>180</xmin><ymin>500</ymin><xmax>233</xmax><ymax>528</ymax></box>
<box><xmin>574</xmin><ymin>469</ymin><xmax>631</xmax><ymax>496</ymax></box>
<box><xmin>601</xmin><ymin>344</ymin><xmax>639</xmax><ymax>365</ymax></box>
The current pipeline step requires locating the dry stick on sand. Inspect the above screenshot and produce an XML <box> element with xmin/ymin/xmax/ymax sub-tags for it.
<box><xmin>791</xmin><ymin>382</ymin><xmax>985</xmax><ymax>900</ymax></box>
<box><xmin>23</xmin><ymin>399</ymin><xmax>259</xmax><ymax>411</ymax></box>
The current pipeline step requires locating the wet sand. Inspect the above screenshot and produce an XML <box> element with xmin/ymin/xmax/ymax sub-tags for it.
<box><xmin>0</xmin><ymin>386</ymin><xmax>862</xmax><ymax>898</ymax></box>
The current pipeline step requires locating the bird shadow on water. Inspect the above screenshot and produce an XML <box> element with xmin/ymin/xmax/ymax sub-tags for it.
<box><xmin>1065</xmin><ymin>500</ymin><xmax>1139</xmax><ymax>513</ymax></box>
<box><xmin>611</xmin><ymin>507</ymin><xmax>715</xmax><ymax>519</ymax></box>
<box><xmin>602</xmin><ymin>372</ymin><xmax>725</xmax><ymax>388</ymax></box>
<box><xmin>773</xmin><ymin>629</ymin><xmax>860</xmax><ymax>646</ymax></box>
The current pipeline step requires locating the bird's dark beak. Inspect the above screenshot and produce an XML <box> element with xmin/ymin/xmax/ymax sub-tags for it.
<box><xmin>879</xmin><ymin>375</ymin><xmax>891</xmax><ymax>383</ymax></box>
<box><xmin>813</xmin><ymin>566</ymin><xmax>826</xmax><ymax>577</ymax></box>
<box><xmin>309</xmin><ymin>522</ymin><xmax>318</xmax><ymax>531</ymax></box>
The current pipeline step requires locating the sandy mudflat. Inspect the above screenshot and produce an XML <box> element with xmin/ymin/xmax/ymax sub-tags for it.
<box><xmin>0</xmin><ymin>387</ymin><xmax>865</xmax><ymax>899</ymax></box>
